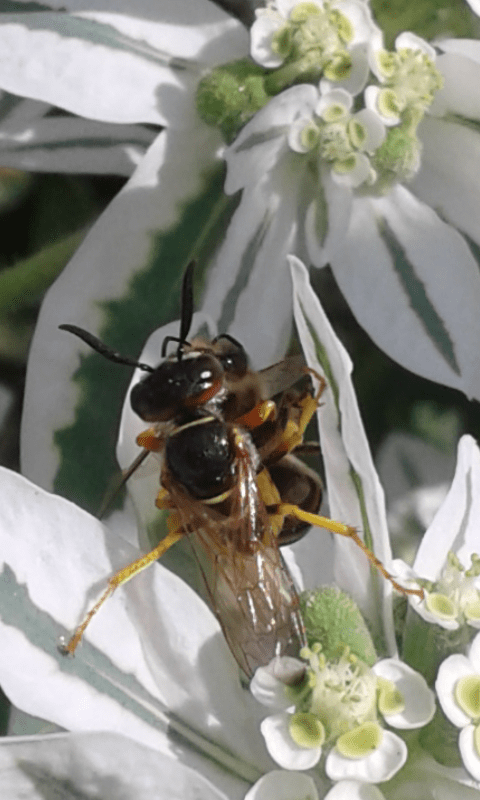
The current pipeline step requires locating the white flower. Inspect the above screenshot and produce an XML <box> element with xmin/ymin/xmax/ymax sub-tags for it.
<box><xmin>251</xmin><ymin>650</ymin><xmax>434</xmax><ymax>783</ymax></box>
<box><xmin>286</xmin><ymin>86</ymin><xmax>385</xmax><ymax>187</ymax></box>
<box><xmin>202</xmin><ymin>29</ymin><xmax>480</xmax><ymax>406</ymax></box>
<box><xmin>251</xmin><ymin>0</ymin><xmax>377</xmax><ymax>80</ymax></box>
<box><xmin>436</xmin><ymin>632</ymin><xmax>480</xmax><ymax>781</ymax></box>
<box><xmin>392</xmin><ymin>436</ymin><xmax>480</xmax><ymax>631</ymax></box>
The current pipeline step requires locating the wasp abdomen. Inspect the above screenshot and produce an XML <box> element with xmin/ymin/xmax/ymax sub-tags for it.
<box><xmin>166</xmin><ymin>413</ymin><xmax>235</xmax><ymax>500</ymax></box>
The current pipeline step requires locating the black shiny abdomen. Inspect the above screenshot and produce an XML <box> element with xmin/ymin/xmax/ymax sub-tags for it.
<box><xmin>166</xmin><ymin>414</ymin><xmax>235</xmax><ymax>500</ymax></box>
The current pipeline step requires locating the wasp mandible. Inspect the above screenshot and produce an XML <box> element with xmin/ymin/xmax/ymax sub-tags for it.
<box><xmin>60</xmin><ymin>262</ymin><xmax>422</xmax><ymax>677</ymax></box>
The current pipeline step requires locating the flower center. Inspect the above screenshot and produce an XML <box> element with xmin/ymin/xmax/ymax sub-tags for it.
<box><xmin>374</xmin><ymin>46</ymin><xmax>443</xmax><ymax>118</ymax></box>
<box><xmin>270</xmin><ymin>1</ymin><xmax>354</xmax><ymax>86</ymax></box>
<box><xmin>423</xmin><ymin>552</ymin><xmax>480</xmax><ymax>626</ymax></box>
<box><xmin>300</xmin><ymin>645</ymin><xmax>379</xmax><ymax>742</ymax></box>
<box><xmin>288</xmin><ymin>90</ymin><xmax>383</xmax><ymax>188</ymax></box>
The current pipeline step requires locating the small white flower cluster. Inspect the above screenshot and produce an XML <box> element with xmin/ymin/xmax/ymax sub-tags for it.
<box><xmin>251</xmin><ymin>648</ymin><xmax>435</xmax><ymax>784</ymax></box>
<box><xmin>249</xmin><ymin>1</ymin><xmax>442</xmax><ymax>190</ymax></box>
<box><xmin>396</xmin><ymin>551</ymin><xmax>480</xmax><ymax>630</ymax></box>
<box><xmin>288</xmin><ymin>87</ymin><xmax>385</xmax><ymax>187</ymax></box>
<box><xmin>251</xmin><ymin>0</ymin><xmax>377</xmax><ymax>77</ymax></box>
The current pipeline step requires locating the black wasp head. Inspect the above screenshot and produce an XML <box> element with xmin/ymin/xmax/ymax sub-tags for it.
<box><xmin>130</xmin><ymin>350</ymin><xmax>225</xmax><ymax>422</ymax></box>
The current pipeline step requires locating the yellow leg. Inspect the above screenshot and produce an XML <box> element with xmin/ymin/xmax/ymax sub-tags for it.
<box><xmin>298</xmin><ymin>370</ymin><xmax>326</xmax><ymax>436</ymax></box>
<box><xmin>235</xmin><ymin>399</ymin><xmax>277</xmax><ymax>429</ymax></box>
<box><xmin>276</xmin><ymin>503</ymin><xmax>424</xmax><ymax>600</ymax></box>
<box><xmin>61</xmin><ymin>527</ymin><xmax>184</xmax><ymax>655</ymax></box>
<box><xmin>280</xmin><ymin>371</ymin><xmax>327</xmax><ymax>454</ymax></box>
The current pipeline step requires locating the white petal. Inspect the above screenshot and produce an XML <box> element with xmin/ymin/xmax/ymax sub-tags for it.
<box><xmin>353</xmin><ymin>109</ymin><xmax>386</xmax><ymax>152</ymax></box>
<box><xmin>364</xmin><ymin>85</ymin><xmax>400</xmax><ymax>126</ymax></box>
<box><xmin>340</xmin><ymin>0</ymin><xmax>378</xmax><ymax>45</ymax></box>
<box><xmin>305</xmin><ymin>168</ymin><xmax>353</xmax><ymax>268</ymax></box>
<box><xmin>225</xmin><ymin>85</ymin><xmax>318</xmax><ymax>194</ymax></box>
<box><xmin>463</xmin><ymin>0</ymin><xmax>480</xmax><ymax>16</ymax></box>
<box><xmin>288</xmin><ymin>116</ymin><xmax>318</xmax><ymax>153</ymax></box>
<box><xmin>0</xmin><ymin>114</ymin><xmax>155</xmax><ymax>176</ymax></box>
<box><xmin>367</xmin><ymin>29</ymin><xmax>388</xmax><ymax>81</ymax></box>
<box><xmin>330</xmin><ymin>187</ymin><xmax>480</xmax><ymax>401</ymax></box>
<box><xmin>250</xmin><ymin>15</ymin><xmax>285</xmax><ymax>69</ymax></box>
<box><xmin>395</xmin><ymin>32</ymin><xmax>436</xmax><ymax>60</ymax></box>
<box><xmin>405</xmin><ymin>596</ymin><xmax>460</xmax><ymax>630</ymax></box>
<box><xmin>320</xmin><ymin>44</ymin><xmax>370</xmax><ymax>96</ymax></box>
<box><xmin>316</xmin><ymin>88</ymin><xmax>353</xmax><ymax>118</ymax></box>
<box><xmin>325</xmin><ymin>730</ymin><xmax>407</xmax><ymax>782</ymax></box>
<box><xmin>0</xmin><ymin>5</ymin><xmax>248</xmax><ymax>125</ymax></box>
<box><xmin>0</xmin><ymin>14</ymin><xmax>183</xmax><ymax>126</ymax></box>
<box><xmin>435</xmin><ymin>654</ymin><xmax>476</xmax><ymax>727</ymax></box>
<box><xmin>260</xmin><ymin>713</ymin><xmax>322</xmax><ymax>771</ymax></box>
<box><xmin>325</xmin><ymin>780</ymin><xmax>386</xmax><ymax>800</ymax></box>
<box><xmin>412</xmin><ymin>115</ymin><xmax>480</xmax><ymax>248</ymax></box>
<box><xmin>201</xmin><ymin>163</ymin><xmax>302</xmax><ymax>369</ymax></box>
<box><xmin>468</xmin><ymin>632</ymin><xmax>480</xmax><ymax>673</ymax></box>
<box><xmin>460</xmin><ymin>725</ymin><xmax>480</xmax><ymax>782</ymax></box>
<box><xmin>0</xmin><ymin>731</ymin><xmax>230</xmax><ymax>800</ymax></box>
<box><xmin>372</xmin><ymin>658</ymin><xmax>435</xmax><ymax>728</ymax></box>
<box><xmin>430</xmin><ymin>53</ymin><xmax>480</xmax><ymax>119</ymax></box>
<box><xmin>331</xmin><ymin>152</ymin><xmax>370</xmax><ymax>188</ymax></box>
<box><xmin>414</xmin><ymin>437</ymin><xmax>480</xmax><ymax>579</ymax></box>
<box><xmin>250</xmin><ymin>657</ymin><xmax>304</xmax><ymax>710</ymax></box>
<box><xmin>244</xmin><ymin>770</ymin><xmax>319</xmax><ymax>800</ymax></box>
<box><xmin>290</xmin><ymin>255</ymin><xmax>396</xmax><ymax>653</ymax></box>
<box><xmin>436</xmin><ymin>36</ymin><xmax>480</xmax><ymax>65</ymax></box>
<box><xmin>0</xmin><ymin>467</ymin><xmax>270</xmax><ymax>784</ymax></box>
<box><xmin>277</xmin><ymin>0</ymin><xmax>321</xmax><ymax>14</ymax></box>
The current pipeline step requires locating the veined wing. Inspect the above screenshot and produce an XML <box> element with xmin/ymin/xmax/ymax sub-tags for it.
<box><xmin>165</xmin><ymin>428</ymin><xmax>306</xmax><ymax>677</ymax></box>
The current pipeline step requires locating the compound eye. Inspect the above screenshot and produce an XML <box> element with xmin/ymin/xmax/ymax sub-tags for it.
<box><xmin>213</xmin><ymin>337</ymin><xmax>248</xmax><ymax>378</ymax></box>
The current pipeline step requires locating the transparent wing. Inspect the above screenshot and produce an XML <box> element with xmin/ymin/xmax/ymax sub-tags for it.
<box><xmin>165</xmin><ymin>431</ymin><xmax>306</xmax><ymax>677</ymax></box>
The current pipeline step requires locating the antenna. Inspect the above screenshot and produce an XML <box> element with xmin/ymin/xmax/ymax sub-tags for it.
<box><xmin>59</xmin><ymin>325</ymin><xmax>154</xmax><ymax>373</ymax></box>
<box><xmin>160</xmin><ymin>260</ymin><xmax>196</xmax><ymax>359</ymax></box>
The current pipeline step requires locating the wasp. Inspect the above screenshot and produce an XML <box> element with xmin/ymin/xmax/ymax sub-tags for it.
<box><xmin>60</xmin><ymin>262</ymin><xmax>422</xmax><ymax>677</ymax></box>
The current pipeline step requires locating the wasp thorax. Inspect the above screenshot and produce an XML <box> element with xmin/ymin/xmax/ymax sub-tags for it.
<box><xmin>130</xmin><ymin>352</ymin><xmax>224</xmax><ymax>422</ymax></box>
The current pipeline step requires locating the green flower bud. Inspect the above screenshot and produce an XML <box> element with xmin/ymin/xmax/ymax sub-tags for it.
<box><xmin>196</xmin><ymin>59</ymin><xmax>269</xmax><ymax>142</ymax></box>
<box><xmin>300</xmin><ymin>587</ymin><xmax>377</xmax><ymax>665</ymax></box>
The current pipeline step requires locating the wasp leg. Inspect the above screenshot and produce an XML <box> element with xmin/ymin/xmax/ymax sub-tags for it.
<box><xmin>61</xmin><ymin>526</ymin><xmax>185</xmax><ymax>655</ymax></box>
<box><xmin>136</xmin><ymin>427</ymin><xmax>163</xmax><ymax>451</ymax></box>
<box><xmin>274</xmin><ymin>502</ymin><xmax>424</xmax><ymax>600</ymax></box>
<box><xmin>235</xmin><ymin>399</ymin><xmax>277</xmax><ymax>429</ymax></box>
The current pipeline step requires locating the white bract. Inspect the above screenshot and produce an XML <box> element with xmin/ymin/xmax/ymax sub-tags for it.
<box><xmin>202</xmin><ymin>21</ymin><xmax>480</xmax><ymax>404</ymax></box>
<box><xmin>393</xmin><ymin>436</ymin><xmax>480</xmax><ymax>631</ymax></box>
<box><xmin>436</xmin><ymin>632</ymin><xmax>480</xmax><ymax>781</ymax></box>
<box><xmin>252</xmin><ymin>650</ymin><xmax>434</xmax><ymax>783</ymax></box>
